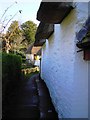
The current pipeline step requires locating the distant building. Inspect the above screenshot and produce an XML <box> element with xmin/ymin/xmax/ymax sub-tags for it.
<box><xmin>34</xmin><ymin>2</ymin><xmax>90</xmax><ymax>119</ymax></box>
<box><xmin>26</xmin><ymin>43</ymin><xmax>41</xmax><ymax>67</ymax></box>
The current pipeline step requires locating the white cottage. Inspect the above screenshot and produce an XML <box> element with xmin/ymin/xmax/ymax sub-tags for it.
<box><xmin>26</xmin><ymin>43</ymin><xmax>41</xmax><ymax>66</ymax></box>
<box><xmin>34</xmin><ymin>2</ymin><xmax>90</xmax><ymax>119</ymax></box>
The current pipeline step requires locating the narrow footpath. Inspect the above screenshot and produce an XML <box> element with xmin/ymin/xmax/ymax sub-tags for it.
<box><xmin>3</xmin><ymin>73</ymin><xmax>58</xmax><ymax>119</ymax></box>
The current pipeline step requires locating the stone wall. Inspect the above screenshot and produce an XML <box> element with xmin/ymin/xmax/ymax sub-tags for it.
<box><xmin>41</xmin><ymin>2</ymin><xmax>89</xmax><ymax>118</ymax></box>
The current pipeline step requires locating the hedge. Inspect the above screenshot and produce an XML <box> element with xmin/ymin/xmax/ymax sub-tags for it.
<box><xmin>2</xmin><ymin>52</ymin><xmax>22</xmax><ymax>101</ymax></box>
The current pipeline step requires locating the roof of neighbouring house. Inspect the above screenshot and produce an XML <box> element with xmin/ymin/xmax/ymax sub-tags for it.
<box><xmin>37</xmin><ymin>2</ymin><xmax>74</xmax><ymax>24</ymax></box>
<box><xmin>32</xmin><ymin>46</ymin><xmax>42</xmax><ymax>54</ymax></box>
<box><xmin>26</xmin><ymin>43</ymin><xmax>42</xmax><ymax>55</ymax></box>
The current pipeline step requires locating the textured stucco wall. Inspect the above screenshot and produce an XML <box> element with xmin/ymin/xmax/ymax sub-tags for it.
<box><xmin>41</xmin><ymin>2</ymin><xmax>88</xmax><ymax>118</ymax></box>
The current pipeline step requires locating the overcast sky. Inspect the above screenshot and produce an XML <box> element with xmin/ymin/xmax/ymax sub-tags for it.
<box><xmin>0</xmin><ymin>0</ymin><xmax>41</xmax><ymax>31</ymax></box>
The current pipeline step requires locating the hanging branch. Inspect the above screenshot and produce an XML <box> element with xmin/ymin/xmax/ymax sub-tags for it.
<box><xmin>0</xmin><ymin>1</ymin><xmax>17</xmax><ymax>22</ymax></box>
<box><xmin>1</xmin><ymin>10</ymin><xmax>22</xmax><ymax>33</ymax></box>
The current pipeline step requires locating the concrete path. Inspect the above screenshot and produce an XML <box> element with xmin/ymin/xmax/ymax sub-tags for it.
<box><xmin>3</xmin><ymin>73</ymin><xmax>58</xmax><ymax>119</ymax></box>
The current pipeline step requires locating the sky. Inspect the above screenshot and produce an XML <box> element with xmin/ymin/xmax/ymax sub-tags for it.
<box><xmin>0</xmin><ymin>0</ymin><xmax>41</xmax><ymax>32</ymax></box>
<box><xmin>0</xmin><ymin>0</ymin><xmax>89</xmax><ymax>32</ymax></box>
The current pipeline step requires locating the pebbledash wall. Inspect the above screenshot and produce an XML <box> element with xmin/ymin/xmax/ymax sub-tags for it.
<box><xmin>41</xmin><ymin>2</ymin><xmax>89</xmax><ymax>118</ymax></box>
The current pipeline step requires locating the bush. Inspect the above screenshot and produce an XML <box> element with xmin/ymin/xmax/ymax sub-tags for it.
<box><xmin>2</xmin><ymin>52</ymin><xmax>22</xmax><ymax>80</ymax></box>
<box><xmin>2</xmin><ymin>52</ymin><xmax>22</xmax><ymax>101</ymax></box>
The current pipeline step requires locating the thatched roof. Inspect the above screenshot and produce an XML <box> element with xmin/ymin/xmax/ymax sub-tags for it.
<box><xmin>34</xmin><ymin>39</ymin><xmax>46</xmax><ymax>46</ymax></box>
<box><xmin>32</xmin><ymin>46</ymin><xmax>42</xmax><ymax>54</ymax></box>
<box><xmin>34</xmin><ymin>22</ymin><xmax>54</xmax><ymax>46</ymax></box>
<box><xmin>34</xmin><ymin>2</ymin><xmax>74</xmax><ymax>46</ymax></box>
<box><xmin>26</xmin><ymin>43</ymin><xmax>42</xmax><ymax>55</ymax></box>
<box><xmin>37</xmin><ymin>2</ymin><xmax>73</xmax><ymax>23</ymax></box>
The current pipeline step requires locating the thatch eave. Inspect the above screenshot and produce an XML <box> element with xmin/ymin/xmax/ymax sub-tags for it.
<box><xmin>37</xmin><ymin>2</ymin><xmax>73</xmax><ymax>23</ymax></box>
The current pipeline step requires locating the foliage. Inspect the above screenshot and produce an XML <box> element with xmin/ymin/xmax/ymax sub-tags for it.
<box><xmin>4</xmin><ymin>20</ymin><xmax>23</xmax><ymax>52</ymax></box>
<box><xmin>2</xmin><ymin>21</ymin><xmax>22</xmax><ymax>53</ymax></box>
<box><xmin>2</xmin><ymin>52</ymin><xmax>22</xmax><ymax>81</ymax></box>
<box><xmin>15</xmin><ymin>51</ymin><xmax>26</xmax><ymax>63</ymax></box>
<box><xmin>2</xmin><ymin>20</ymin><xmax>37</xmax><ymax>54</ymax></box>
<box><xmin>21</xmin><ymin>20</ymin><xmax>37</xmax><ymax>45</ymax></box>
<box><xmin>2</xmin><ymin>52</ymin><xmax>22</xmax><ymax>100</ymax></box>
<box><xmin>21</xmin><ymin>62</ymin><xmax>39</xmax><ymax>81</ymax></box>
<box><xmin>6</xmin><ymin>21</ymin><xmax>22</xmax><ymax>41</ymax></box>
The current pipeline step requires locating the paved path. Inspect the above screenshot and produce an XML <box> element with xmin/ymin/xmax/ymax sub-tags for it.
<box><xmin>3</xmin><ymin>73</ymin><xmax>58</xmax><ymax>119</ymax></box>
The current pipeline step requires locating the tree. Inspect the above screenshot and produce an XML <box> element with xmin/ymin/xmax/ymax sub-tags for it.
<box><xmin>2</xmin><ymin>20</ymin><xmax>23</xmax><ymax>53</ymax></box>
<box><xmin>6</xmin><ymin>21</ymin><xmax>22</xmax><ymax>41</ymax></box>
<box><xmin>2</xmin><ymin>20</ymin><xmax>37</xmax><ymax>54</ymax></box>
<box><xmin>21</xmin><ymin>20</ymin><xmax>37</xmax><ymax>45</ymax></box>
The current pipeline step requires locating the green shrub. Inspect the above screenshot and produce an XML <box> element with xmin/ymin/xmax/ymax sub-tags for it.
<box><xmin>2</xmin><ymin>52</ymin><xmax>22</xmax><ymax>81</ymax></box>
<box><xmin>2</xmin><ymin>52</ymin><xmax>22</xmax><ymax>101</ymax></box>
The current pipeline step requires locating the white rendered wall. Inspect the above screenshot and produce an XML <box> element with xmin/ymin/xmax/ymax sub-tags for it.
<box><xmin>41</xmin><ymin>2</ymin><xmax>88</xmax><ymax>118</ymax></box>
